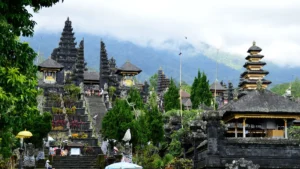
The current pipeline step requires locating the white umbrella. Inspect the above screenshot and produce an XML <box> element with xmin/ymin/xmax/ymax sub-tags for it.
<box><xmin>48</xmin><ymin>136</ymin><xmax>55</xmax><ymax>142</ymax></box>
<box><xmin>122</xmin><ymin>129</ymin><xmax>131</xmax><ymax>142</ymax></box>
<box><xmin>105</xmin><ymin>162</ymin><xmax>142</xmax><ymax>169</ymax></box>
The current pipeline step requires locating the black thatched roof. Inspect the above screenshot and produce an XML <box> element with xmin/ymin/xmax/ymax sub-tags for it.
<box><xmin>243</xmin><ymin>61</ymin><xmax>266</xmax><ymax>68</ymax></box>
<box><xmin>247</xmin><ymin>42</ymin><xmax>262</xmax><ymax>53</ymax></box>
<box><xmin>210</xmin><ymin>81</ymin><xmax>226</xmax><ymax>91</ymax></box>
<box><xmin>115</xmin><ymin>61</ymin><xmax>142</xmax><ymax>74</ymax></box>
<box><xmin>240</xmin><ymin>70</ymin><xmax>269</xmax><ymax>78</ymax></box>
<box><xmin>220</xmin><ymin>89</ymin><xmax>300</xmax><ymax>114</ymax></box>
<box><xmin>84</xmin><ymin>71</ymin><xmax>99</xmax><ymax>81</ymax></box>
<box><xmin>239</xmin><ymin>79</ymin><xmax>272</xmax><ymax>86</ymax></box>
<box><xmin>245</xmin><ymin>54</ymin><xmax>264</xmax><ymax>60</ymax></box>
<box><xmin>38</xmin><ymin>58</ymin><xmax>64</xmax><ymax>70</ymax></box>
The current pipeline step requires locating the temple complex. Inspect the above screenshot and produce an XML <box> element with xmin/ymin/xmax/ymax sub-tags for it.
<box><xmin>38</xmin><ymin>18</ymin><xmax>147</xmax><ymax>165</ymax></box>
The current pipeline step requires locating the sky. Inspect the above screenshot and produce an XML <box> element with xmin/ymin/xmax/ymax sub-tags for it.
<box><xmin>31</xmin><ymin>0</ymin><xmax>300</xmax><ymax>67</ymax></box>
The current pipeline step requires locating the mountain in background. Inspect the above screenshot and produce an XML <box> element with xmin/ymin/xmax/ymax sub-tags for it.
<box><xmin>22</xmin><ymin>32</ymin><xmax>299</xmax><ymax>86</ymax></box>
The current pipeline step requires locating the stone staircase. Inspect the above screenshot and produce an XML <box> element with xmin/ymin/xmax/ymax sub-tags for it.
<box><xmin>52</xmin><ymin>156</ymin><xmax>98</xmax><ymax>169</ymax></box>
<box><xmin>85</xmin><ymin>95</ymin><xmax>107</xmax><ymax>136</ymax></box>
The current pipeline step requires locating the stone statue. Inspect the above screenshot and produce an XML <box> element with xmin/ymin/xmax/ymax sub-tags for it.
<box><xmin>225</xmin><ymin>158</ymin><xmax>260</xmax><ymax>169</ymax></box>
<box><xmin>120</xmin><ymin>90</ymin><xmax>127</xmax><ymax>99</ymax></box>
<box><xmin>256</xmin><ymin>79</ymin><xmax>263</xmax><ymax>91</ymax></box>
<box><xmin>122</xmin><ymin>143</ymin><xmax>132</xmax><ymax>163</ymax></box>
<box><xmin>104</xmin><ymin>83</ymin><xmax>108</xmax><ymax>91</ymax></box>
<box><xmin>23</xmin><ymin>143</ymin><xmax>35</xmax><ymax>168</ymax></box>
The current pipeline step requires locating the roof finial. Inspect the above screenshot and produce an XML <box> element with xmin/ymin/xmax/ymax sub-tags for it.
<box><xmin>253</xmin><ymin>41</ymin><xmax>256</xmax><ymax>46</ymax></box>
<box><xmin>159</xmin><ymin>66</ymin><xmax>162</xmax><ymax>70</ymax></box>
<box><xmin>67</xmin><ymin>17</ymin><xmax>69</xmax><ymax>21</ymax></box>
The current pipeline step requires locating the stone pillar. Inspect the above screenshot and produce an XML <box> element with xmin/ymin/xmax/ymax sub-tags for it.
<box><xmin>284</xmin><ymin>119</ymin><xmax>288</xmax><ymax>139</ymax></box>
<box><xmin>235</xmin><ymin>120</ymin><xmax>238</xmax><ymax>138</ymax></box>
<box><xmin>243</xmin><ymin>118</ymin><xmax>246</xmax><ymax>138</ymax></box>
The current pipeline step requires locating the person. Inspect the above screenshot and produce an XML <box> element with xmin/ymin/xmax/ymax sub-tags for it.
<box><xmin>45</xmin><ymin>160</ymin><xmax>52</xmax><ymax>169</ymax></box>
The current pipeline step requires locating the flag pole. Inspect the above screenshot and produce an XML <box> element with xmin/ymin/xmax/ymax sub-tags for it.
<box><xmin>179</xmin><ymin>48</ymin><xmax>183</xmax><ymax>128</ymax></box>
<box><xmin>214</xmin><ymin>49</ymin><xmax>219</xmax><ymax>110</ymax></box>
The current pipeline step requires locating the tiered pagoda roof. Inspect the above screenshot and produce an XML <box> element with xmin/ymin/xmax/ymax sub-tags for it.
<box><xmin>99</xmin><ymin>41</ymin><xmax>110</xmax><ymax>88</ymax></box>
<box><xmin>108</xmin><ymin>57</ymin><xmax>119</xmax><ymax>88</ymax></box>
<box><xmin>239</xmin><ymin>42</ymin><xmax>272</xmax><ymax>90</ymax></box>
<box><xmin>72</xmin><ymin>39</ymin><xmax>87</xmax><ymax>85</ymax></box>
<box><xmin>51</xmin><ymin>17</ymin><xmax>77</xmax><ymax>70</ymax></box>
<box><xmin>157</xmin><ymin>68</ymin><xmax>170</xmax><ymax>93</ymax></box>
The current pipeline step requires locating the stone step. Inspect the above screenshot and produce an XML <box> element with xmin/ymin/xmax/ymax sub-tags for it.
<box><xmin>85</xmin><ymin>96</ymin><xmax>107</xmax><ymax>134</ymax></box>
<box><xmin>52</xmin><ymin>156</ymin><xmax>98</xmax><ymax>169</ymax></box>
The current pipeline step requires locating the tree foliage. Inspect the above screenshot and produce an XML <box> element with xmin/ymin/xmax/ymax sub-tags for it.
<box><xmin>0</xmin><ymin>0</ymin><xmax>62</xmax><ymax>158</ymax></box>
<box><xmin>149</xmin><ymin>73</ymin><xmax>158</xmax><ymax>91</ymax></box>
<box><xmin>146</xmin><ymin>91</ymin><xmax>164</xmax><ymax>145</ymax></box>
<box><xmin>101</xmin><ymin>99</ymin><xmax>134</xmax><ymax>142</ymax></box>
<box><xmin>190</xmin><ymin>70</ymin><xmax>212</xmax><ymax>109</ymax></box>
<box><xmin>288</xmin><ymin>126</ymin><xmax>300</xmax><ymax>140</ymax></box>
<box><xmin>181</xmin><ymin>81</ymin><xmax>191</xmax><ymax>94</ymax></box>
<box><xmin>271</xmin><ymin>78</ymin><xmax>300</xmax><ymax>98</ymax></box>
<box><xmin>127</xmin><ymin>87</ymin><xmax>144</xmax><ymax>110</ymax></box>
<box><xmin>164</xmin><ymin>78</ymin><xmax>180</xmax><ymax>111</ymax></box>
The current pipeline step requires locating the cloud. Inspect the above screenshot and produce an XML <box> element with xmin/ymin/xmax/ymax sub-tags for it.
<box><xmin>31</xmin><ymin>0</ymin><xmax>300</xmax><ymax>67</ymax></box>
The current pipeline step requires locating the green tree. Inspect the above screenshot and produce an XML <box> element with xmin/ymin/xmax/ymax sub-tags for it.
<box><xmin>101</xmin><ymin>99</ymin><xmax>134</xmax><ymax>142</ymax></box>
<box><xmin>128</xmin><ymin>87</ymin><xmax>144</xmax><ymax>110</ymax></box>
<box><xmin>191</xmin><ymin>70</ymin><xmax>212</xmax><ymax>109</ymax></box>
<box><xmin>0</xmin><ymin>0</ymin><xmax>62</xmax><ymax>158</ymax></box>
<box><xmin>164</xmin><ymin>78</ymin><xmax>180</xmax><ymax>111</ymax></box>
<box><xmin>288</xmin><ymin>126</ymin><xmax>300</xmax><ymax>140</ymax></box>
<box><xmin>26</xmin><ymin>112</ymin><xmax>52</xmax><ymax>147</ymax></box>
<box><xmin>181</xmin><ymin>81</ymin><xmax>191</xmax><ymax>94</ymax></box>
<box><xmin>149</xmin><ymin>73</ymin><xmax>158</xmax><ymax>91</ymax></box>
<box><xmin>146</xmin><ymin>90</ymin><xmax>164</xmax><ymax>145</ymax></box>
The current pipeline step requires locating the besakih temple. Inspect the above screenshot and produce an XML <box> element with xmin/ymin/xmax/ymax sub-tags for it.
<box><xmin>36</xmin><ymin>17</ymin><xmax>148</xmax><ymax>168</ymax></box>
<box><xmin>239</xmin><ymin>41</ymin><xmax>272</xmax><ymax>90</ymax></box>
<box><xmin>191</xmin><ymin>42</ymin><xmax>300</xmax><ymax>169</ymax></box>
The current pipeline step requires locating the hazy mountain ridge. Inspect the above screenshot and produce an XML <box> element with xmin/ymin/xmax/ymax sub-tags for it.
<box><xmin>22</xmin><ymin>32</ymin><xmax>299</xmax><ymax>86</ymax></box>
